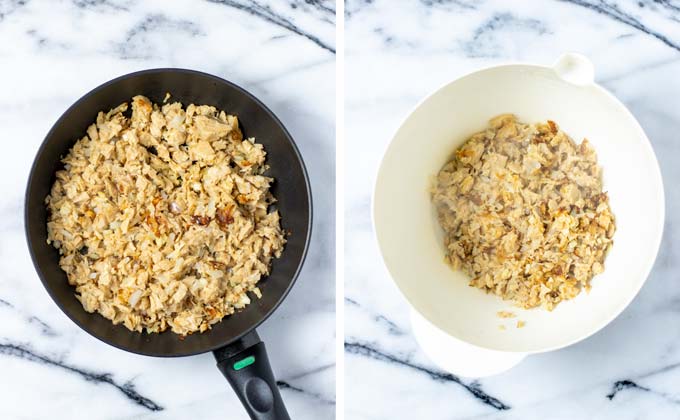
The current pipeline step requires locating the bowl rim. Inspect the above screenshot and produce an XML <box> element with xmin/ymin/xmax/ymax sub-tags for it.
<box><xmin>24</xmin><ymin>67</ymin><xmax>313</xmax><ymax>357</ymax></box>
<box><xmin>371</xmin><ymin>58</ymin><xmax>666</xmax><ymax>354</ymax></box>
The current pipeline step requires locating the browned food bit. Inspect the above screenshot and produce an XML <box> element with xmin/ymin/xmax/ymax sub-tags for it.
<box><xmin>191</xmin><ymin>215</ymin><xmax>211</xmax><ymax>226</ymax></box>
<box><xmin>455</xmin><ymin>148</ymin><xmax>475</xmax><ymax>160</ymax></box>
<box><xmin>208</xmin><ymin>260</ymin><xmax>226</xmax><ymax>270</ymax></box>
<box><xmin>144</xmin><ymin>212</ymin><xmax>161</xmax><ymax>236</ymax></box>
<box><xmin>206</xmin><ymin>306</ymin><xmax>219</xmax><ymax>319</ymax></box>
<box><xmin>155</xmin><ymin>214</ymin><xmax>167</xmax><ymax>226</ymax></box>
<box><xmin>215</xmin><ymin>205</ymin><xmax>235</xmax><ymax>227</ymax></box>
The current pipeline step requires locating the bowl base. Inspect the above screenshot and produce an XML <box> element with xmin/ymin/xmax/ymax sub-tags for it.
<box><xmin>410</xmin><ymin>309</ymin><xmax>526</xmax><ymax>378</ymax></box>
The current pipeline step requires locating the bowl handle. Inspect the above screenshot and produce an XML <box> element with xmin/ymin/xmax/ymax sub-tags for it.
<box><xmin>410</xmin><ymin>309</ymin><xmax>526</xmax><ymax>378</ymax></box>
<box><xmin>214</xmin><ymin>330</ymin><xmax>291</xmax><ymax>420</ymax></box>
<box><xmin>552</xmin><ymin>52</ymin><xmax>595</xmax><ymax>86</ymax></box>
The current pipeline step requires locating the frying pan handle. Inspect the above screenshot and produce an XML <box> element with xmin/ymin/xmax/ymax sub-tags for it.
<box><xmin>214</xmin><ymin>330</ymin><xmax>291</xmax><ymax>420</ymax></box>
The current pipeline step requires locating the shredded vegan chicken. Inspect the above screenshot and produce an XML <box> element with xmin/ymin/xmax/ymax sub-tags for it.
<box><xmin>46</xmin><ymin>95</ymin><xmax>285</xmax><ymax>335</ymax></box>
<box><xmin>432</xmin><ymin>114</ymin><xmax>615</xmax><ymax>310</ymax></box>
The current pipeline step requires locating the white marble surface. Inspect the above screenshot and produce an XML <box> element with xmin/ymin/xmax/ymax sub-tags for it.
<box><xmin>0</xmin><ymin>1</ymin><xmax>335</xmax><ymax>419</ymax></box>
<box><xmin>345</xmin><ymin>0</ymin><xmax>680</xmax><ymax>419</ymax></box>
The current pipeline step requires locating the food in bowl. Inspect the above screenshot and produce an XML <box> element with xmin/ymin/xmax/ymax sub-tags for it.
<box><xmin>45</xmin><ymin>95</ymin><xmax>285</xmax><ymax>335</ymax></box>
<box><xmin>431</xmin><ymin>114</ymin><xmax>615</xmax><ymax>310</ymax></box>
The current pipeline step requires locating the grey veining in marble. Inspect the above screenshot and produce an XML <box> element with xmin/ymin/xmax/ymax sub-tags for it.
<box><xmin>345</xmin><ymin>0</ymin><xmax>680</xmax><ymax>418</ymax></box>
<box><xmin>0</xmin><ymin>1</ymin><xmax>335</xmax><ymax>419</ymax></box>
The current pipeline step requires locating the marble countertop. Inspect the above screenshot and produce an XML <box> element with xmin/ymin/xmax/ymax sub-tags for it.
<box><xmin>0</xmin><ymin>1</ymin><xmax>335</xmax><ymax>419</ymax></box>
<box><xmin>344</xmin><ymin>0</ymin><xmax>680</xmax><ymax>419</ymax></box>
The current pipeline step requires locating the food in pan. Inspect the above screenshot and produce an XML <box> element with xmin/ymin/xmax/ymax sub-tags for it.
<box><xmin>46</xmin><ymin>95</ymin><xmax>285</xmax><ymax>335</ymax></box>
<box><xmin>431</xmin><ymin>114</ymin><xmax>615</xmax><ymax>310</ymax></box>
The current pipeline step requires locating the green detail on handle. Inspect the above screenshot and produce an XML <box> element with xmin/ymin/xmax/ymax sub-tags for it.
<box><xmin>233</xmin><ymin>355</ymin><xmax>255</xmax><ymax>370</ymax></box>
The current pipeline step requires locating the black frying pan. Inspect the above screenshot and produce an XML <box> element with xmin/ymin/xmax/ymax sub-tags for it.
<box><xmin>24</xmin><ymin>69</ymin><xmax>312</xmax><ymax>420</ymax></box>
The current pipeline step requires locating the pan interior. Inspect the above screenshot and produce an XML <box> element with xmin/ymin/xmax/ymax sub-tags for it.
<box><xmin>25</xmin><ymin>69</ymin><xmax>311</xmax><ymax>357</ymax></box>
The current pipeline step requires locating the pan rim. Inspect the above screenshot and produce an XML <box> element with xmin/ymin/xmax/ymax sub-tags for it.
<box><xmin>24</xmin><ymin>68</ymin><xmax>313</xmax><ymax>358</ymax></box>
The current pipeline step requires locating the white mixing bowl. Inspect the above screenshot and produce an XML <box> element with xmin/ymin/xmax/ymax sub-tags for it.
<box><xmin>373</xmin><ymin>53</ymin><xmax>665</xmax><ymax>375</ymax></box>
